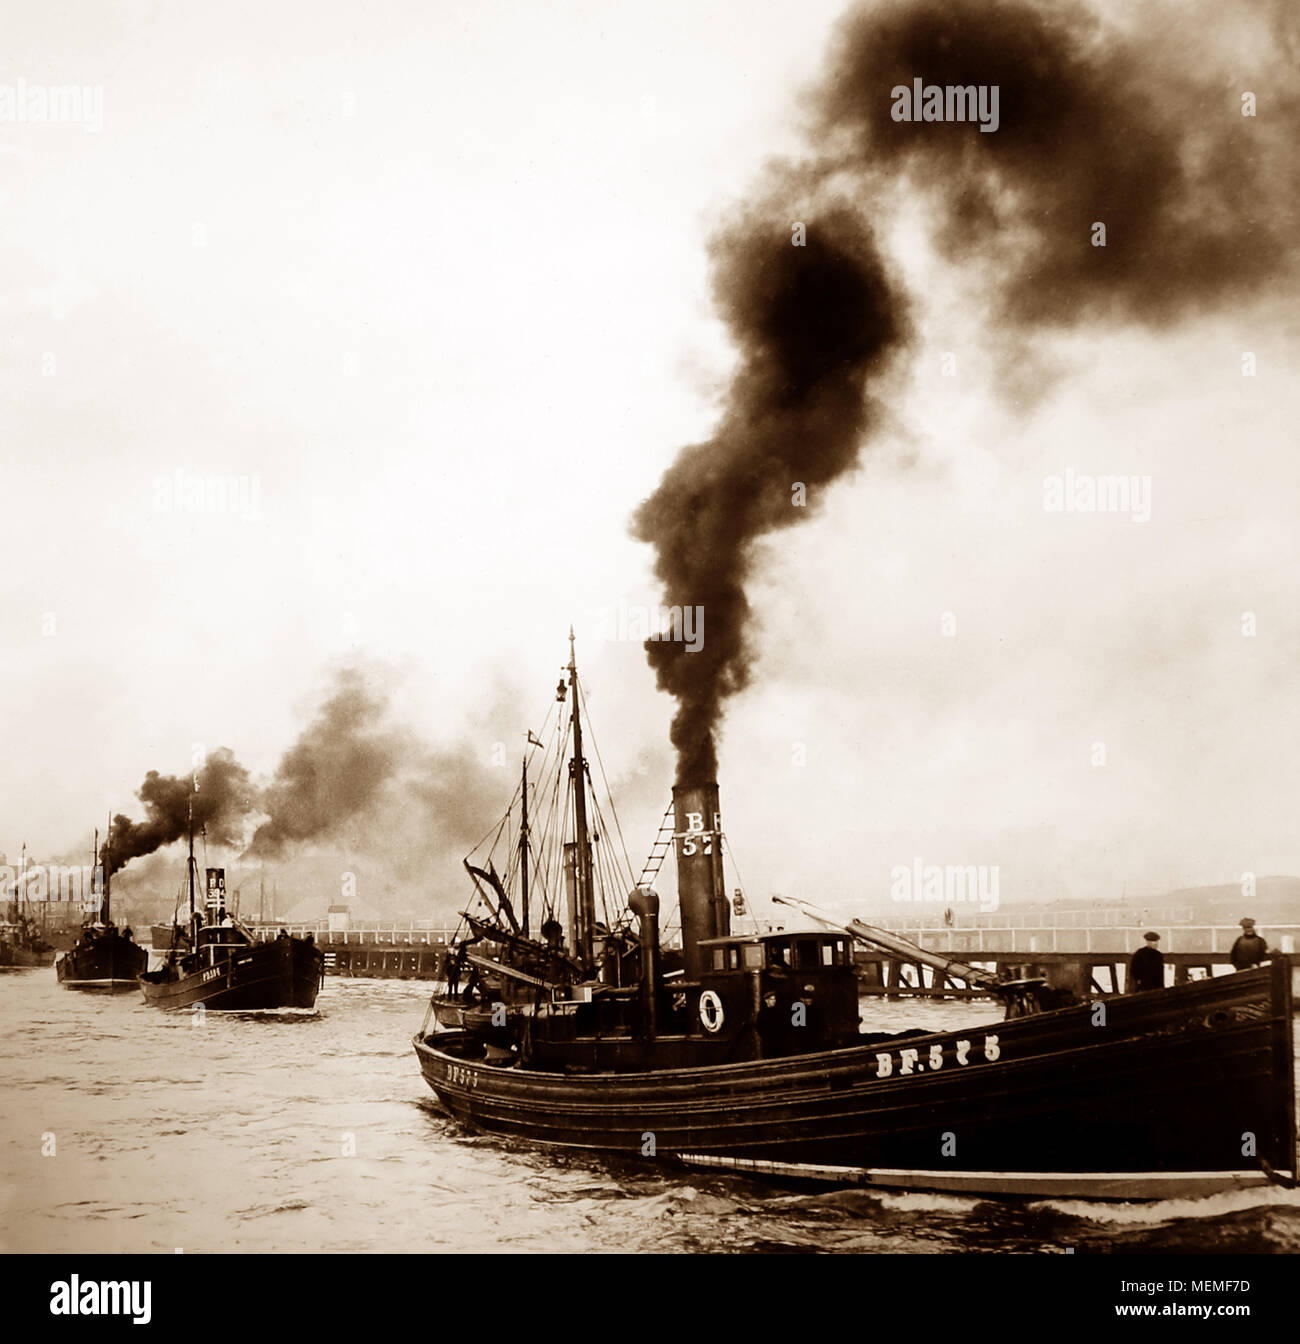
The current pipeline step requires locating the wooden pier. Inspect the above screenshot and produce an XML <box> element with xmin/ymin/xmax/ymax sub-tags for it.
<box><xmin>234</xmin><ymin>924</ymin><xmax>456</xmax><ymax>980</ymax></box>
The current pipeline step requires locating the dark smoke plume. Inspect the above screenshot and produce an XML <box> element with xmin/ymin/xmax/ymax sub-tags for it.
<box><xmin>634</xmin><ymin>0</ymin><xmax>1297</xmax><ymax>784</ymax></box>
<box><xmin>246</xmin><ymin>668</ymin><xmax>403</xmax><ymax>859</ymax></box>
<box><xmin>816</xmin><ymin>0</ymin><xmax>1297</xmax><ymax>327</ymax></box>
<box><xmin>632</xmin><ymin>204</ymin><xmax>908</xmax><ymax>783</ymax></box>
<box><xmin>101</xmin><ymin>666</ymin><xmax>511</xmax><ymax>911</ymax></box>
<box><xmin>104</xmin><ymin>748</ymin><xmax>254</xmax><ymax>877</ymax></box>
<box><xmin>243</xmin><ymin>665</ymin><xmax>512</xmax><ymax>902</ymax></box>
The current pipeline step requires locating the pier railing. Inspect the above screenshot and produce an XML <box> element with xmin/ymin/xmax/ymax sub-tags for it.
<box><xmin>247</xmin><ymin>923</ymin><xmax>458</xmax><ymax>945</ymax></box>
<box><xmin>882</xmin><ymin>923</ymin><xmax>1299</xmax><ymax>956</ymax></box>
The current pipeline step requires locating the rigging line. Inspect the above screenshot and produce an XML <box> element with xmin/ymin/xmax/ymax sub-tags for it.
<box><xmin>597</xmin><ymin>831</ymin><xmax>632</xmax><ymax>930</ymax></box>
<box><xmin>590</xmin><ymin>827</ymin><xmax>611</xmax><ymax>927</ymax></box>
<box><xmin>539</xmin><ymin>720</ymin><xmax>570</xmax><ymax>864</ymax></box>
<box><xmin>526</xmin><ymin>698</ymin><xmax>559</xmax><ymax>772</ymax></box>
<box><xmin>504</xmin><ymin>697</ymin><xmax>559</xmax><ymax>890</ymax></box>
<box><xmin>465</xmin><ymin>807</ymin><xmax>513</xmax><ymax>864</ymax></box>
<box><xmin>532</xmin><ymin>743</ymin><xmax>564</xmax><ymax>872</ymax></box>
<box><xmin>721</xmin><ymin>834</ymin><xmax>762</xmax><ymax>935</ymax></box>
<box><xmin>530</xmin><ymin>698</ymin><xmax>574</xmax><ymax>924</ymax></box>
<box><xmin>574</xmin><ymin>678</ymin><xmax>637</xmax><ymax>884</ymax></box>
<box><xmin>586</xmin><ymin>782</ymin><xmax>633</xmax><ymax>882</ymax></box>
<box><xmin>587</xmin><ymin>795</ymin><xmax>632</xmax><ymax>926</ymax></box>
<box><xmin>524</xmin><ymin>747</ymin><xmax>561</xmax><ymax>922</ymax></box>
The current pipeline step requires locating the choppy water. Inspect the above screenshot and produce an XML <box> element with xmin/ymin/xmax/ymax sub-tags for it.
<box><xmin>2</xmin><ymin>969</ymin><xmax>1297</xmax><ymax>1254</ymax></box>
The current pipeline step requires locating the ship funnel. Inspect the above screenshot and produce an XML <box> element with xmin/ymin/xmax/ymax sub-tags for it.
<box><xmin>672</xmin><ymin>782</ymin><xmax>730</xmax><ymax>981</ymax></box>
<box><xmin>205</xmin><ymin>867</ymin><xmax>227</xmax><ymax>920</ymax></box>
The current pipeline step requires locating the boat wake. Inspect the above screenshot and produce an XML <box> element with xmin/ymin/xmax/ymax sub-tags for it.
<box><xmin>1033</xmin><ymin>1183</ymin><xmax>1300</xmax><ymax>1224</ymax></box>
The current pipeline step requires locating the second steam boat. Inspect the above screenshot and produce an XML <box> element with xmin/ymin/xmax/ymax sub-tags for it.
<box><xmin>141</xmin><ymin>820</ymin><xmax>323</xmax><ymax>1010</ymax></box>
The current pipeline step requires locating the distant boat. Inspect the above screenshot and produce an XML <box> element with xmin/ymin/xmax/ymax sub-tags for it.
<box><xmin>414</xmin><ymin>633</ymin><xmax>1298</xmax><ymax>1200</ymax></box>
<box><xmin>0</xmin><ymin>914</ymin><xmax>55</xmax><ymax>969</ymax></box>
<box><xmin>55</xmin><ymin>827</ymin><xmax>147</xmax><ymax>990</ymax></box>
<box><xmin>2</xmin><ymin>847</ymin><xmax>55</xmax><ymax>968</ymax></box>
<box><xmin>139</xmin><ymin>804</ymin><xmax>323</xmax><ymax>1011</ymax></box>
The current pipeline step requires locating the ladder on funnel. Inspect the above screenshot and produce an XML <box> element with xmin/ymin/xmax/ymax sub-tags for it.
<box><xmin>638</xmin><ymin>803</ymin><xmax>675</xmax><ymax>889</ymax></box>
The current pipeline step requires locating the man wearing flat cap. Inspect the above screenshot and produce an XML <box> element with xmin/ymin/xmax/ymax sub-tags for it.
<box><xmin>1230</xmin><ymin>918</ymin><xmax>1268</xmax><ymax>971</ymax></box>
<box><xmin>1129</xmin><ymin>931</ymin><xmax>1164</xmax><ymax>993</ymax></box>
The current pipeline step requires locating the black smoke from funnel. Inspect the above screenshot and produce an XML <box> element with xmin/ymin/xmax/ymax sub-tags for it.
<box><xmin>632</xmin><ymin>204</ymin><xmax>907</xmax><ymax>784</ymax></box>
<box><xmin>815</xmin><ymin>0</ymin><xmax>1296</xmax><ymax>327</ymax></box>
<box><xmin>634</xmin><ymin>0</ymin><xmax>1297</xmax><ymax>785</ymax></box>
<box><xmin>101</xmin><ymin>666</ymin><xmax>508</xmax><ymax>897</ymax></box>
<box><xmin>104</xmin><ymin>748</ymin><xmax>254</xmax><ymax>877</ymax></box>
<box><xmin>246</xmin><ymin>668</ymin><xmax>400</xmax><ymax>859</ymax></box>
<box><xmin>243</xmin><ymin>665</ymin><xmax>510</xmax><ymax>893</ymax></box>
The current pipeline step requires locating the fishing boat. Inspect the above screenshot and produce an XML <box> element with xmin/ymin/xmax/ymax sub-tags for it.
<box><xmin>55</xmin><ymin>827</ymin><xmax>147</xmax><ymax>989</ymax></box>
<box><xmin>422</xmin><ymin>633</ymin><xmax>645</xmax><ymax>1051</ymax></box>
<box><xmin>55</xmin><ymin>828</ymin><xmax>147</xmax><ymax>990</ymax></box>
<box><xmin>55</xmin><ymin>920</ymin><xmax>147</xmax><ymax>989</ymax></box>
<box><xmin>140</xmin><ymin>809</ymin><xmax>324</xmax><ymax>1010</ymax></box>
<box><xmin>0</xmin><ymin>914</ymin><xmax>55</xmax><ymax>969</ymax></box>
<box><xmin>414</xmin><ymin>635</ymin><xmax>1297</xmax><ymax>1200</ymax></box>
<box><xmin>1</xmin><ymin>847</ymin><xmax>55</xmax><ymax>969</ymax></box>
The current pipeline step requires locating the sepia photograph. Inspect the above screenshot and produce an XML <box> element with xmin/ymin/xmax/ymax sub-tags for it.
<box><xmin>1</xmin><ymin>0</ymin><xmax>1297</xmax><ymax>1308</ymax></box>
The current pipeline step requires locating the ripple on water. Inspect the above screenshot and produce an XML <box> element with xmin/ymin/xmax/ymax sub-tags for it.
<box><xmin>2</xmin><ymin>977</ymin><xmax>1296</xmax><ymax>1253</ymax></box>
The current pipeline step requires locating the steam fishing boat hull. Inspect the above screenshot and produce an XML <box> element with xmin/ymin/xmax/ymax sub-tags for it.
<box><xmin>139</xmin><ymin>936</ymin><xmax>324</xmax><ymax>1010</ymax></box>
<box><xmin>414</xmin><ymin>958</ymin><xmax>1296</xmax><ymax>1199</ymax></box>
<box><xmin>0</xmin><ymin>937</ymin><xmax>56</xmax><ymax>968</ymax></box>
<box><xmin>0</xmin><ymin>944</ymin><xmax>55</xmax><ymax>969</ymax></box>
<box><xmin>0</xmin><ymin>916</ymin><xmax>56</xmax><ymax>967</ymax></box>
<box><xmin>56</xmin><ymin>935</ymin><xmax>148</xmax><ymax>989</ymax></box>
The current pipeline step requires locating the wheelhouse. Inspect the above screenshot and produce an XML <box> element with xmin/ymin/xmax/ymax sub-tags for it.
<box><xmin>696</xmin><ymin>930</ymin><xmax>860</xmax><ymax>1053</ymax></box>
<box><xmin>701</xmin><ymin>931</ymin><xmax>854</xmax><ymax>975</ymax></box>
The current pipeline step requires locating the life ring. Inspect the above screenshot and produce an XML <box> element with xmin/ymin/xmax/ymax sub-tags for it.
<box><xmin>699</xmin><ymin>989</ymin><xmax>725</xmax><ymax>1033</ymax></box>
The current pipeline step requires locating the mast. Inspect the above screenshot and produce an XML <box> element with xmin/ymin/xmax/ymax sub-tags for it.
<box><xmin>102</xmin><ymin>810</ymin><xmax>112</xmax><ymax>924</ymax></box>
<box><xmin>567</xmin><ymin>628</ymin><xmax>596</xmax><ymax>968</ymax></box>
<box><xmin>91</xmin><ymin>827</ymin><xmax>98</xmax><ymax>921</ymax></box>
<box><xmin>519</xmin><ymin>753</ymin><xmax>530</xmax><ymax>940</ymax></box>
<box><xmin>18</xmin><ymin>841</ymin><xmax>25</xmax><ymax>920</ymax></box>
<box><xmin>187</xmin><ymin>796</ymin><xmax>197</xmax><ymax>935</ymax></box>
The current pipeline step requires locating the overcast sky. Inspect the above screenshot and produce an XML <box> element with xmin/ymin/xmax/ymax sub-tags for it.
<box><xmin>3</xmin><ymin>0</ymin><xmax>1297</xmax><ymax>917</ymax></box>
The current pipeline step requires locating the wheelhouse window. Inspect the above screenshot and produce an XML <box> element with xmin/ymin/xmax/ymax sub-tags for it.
<box><xmin>796</xmin><ymin>939</ymin><xmax>820</xmax><ymax>970</ymax></box>
<box><xmin>767</xmin><ymin>941</ymin><xmax>791</xmax><ymax>969</ymax></box>
<box><xmin>710</xmin><ymin>944</ymin><xmax>748</xmax><ymax>971</ymax></box>
<box><xmin>742</xmin><ymin>944</ymin><xmax>764</xmax><ymax>970</ymax></box>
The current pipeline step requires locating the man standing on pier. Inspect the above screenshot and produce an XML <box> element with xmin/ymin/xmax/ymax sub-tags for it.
<box><xmin>1230</xmin><ymin>918</ymin><xmax>1269</xmax><ymax>970</ymax></box>
<box><xmin>1128</xmin><ymin>931</ymin><xmax>1164</xmax><ymax>992</ymax></box>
